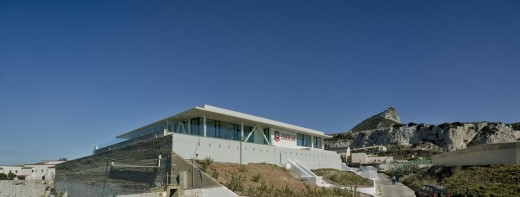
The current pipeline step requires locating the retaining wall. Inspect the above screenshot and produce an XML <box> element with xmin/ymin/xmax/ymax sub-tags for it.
<box><xmin>171</xmin><ymin>133</ymin><xmax>341</xmax><ymax>170</ymax></box>
<box><xmin>432</xmin><ymin>142</ymin><xmax>520</xmax><ymax>166</ymax></box>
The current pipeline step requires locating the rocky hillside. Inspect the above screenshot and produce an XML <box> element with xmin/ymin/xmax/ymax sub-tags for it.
<box><xmin>350</xmin><ymin>107</ymin><xmax>400</xmax><ymax>132</ymax></box>
<box><xmin>327</xmin><ymin>108</ymin><xmax>520</xmax><ymax>152</ymax></box>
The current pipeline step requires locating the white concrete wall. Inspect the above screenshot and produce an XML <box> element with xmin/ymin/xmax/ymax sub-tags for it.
<box><xmin>0</xmin><ymin>166</ymin><xmax>22</xmax><ymax>175</ymax></box>
<box><xmin>433</xmin><ymin>142</ymin><xmax>520</xmax><ymax>166</ymax></box>
<box><xmin>171</xmin><ymin>133</ymin><xmax>341</xmax><ymax>169</ymax></box>
<box><xmin>366</xmin><ymin>156</ymin><xmax>393</xmax><ymax>164</ymax></box>
<box><xmin>351</xmin><ymin>153</ymin><xmax>367</xmax><ymax>164</ymax></box>
<box><xmin>183</xmin><ymin>186</ymin><xmax>237</xmax><ymax>197</ymax></box>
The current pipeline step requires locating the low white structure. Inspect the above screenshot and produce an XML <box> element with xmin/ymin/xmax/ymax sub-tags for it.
<box><xmin>351</xmin><ymin>153</ymin><xmax>393</xmax><ymax>164</ymax></box>
<box><xmin>0</xmin><ymin>160</ymin><xmax>65</xmax><ymax>181</ymax></box>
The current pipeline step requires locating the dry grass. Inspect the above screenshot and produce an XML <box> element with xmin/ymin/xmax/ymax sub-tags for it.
<box><xmin>203</xmin><ymin>162</ymin><xmax>368</xmax><ymax>197</ymax></box>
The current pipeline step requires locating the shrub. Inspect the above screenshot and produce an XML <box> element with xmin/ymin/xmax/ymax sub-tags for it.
<box><xmin>417</xmin><ymin>123</ymin><xmax>425</xmax><ymax>130</ymax></box>
<box><xmin>0</xmin><ymin>173</ymin><xmax>7</xmax><ymax>180</ymax></box>
<box><xmin>251</xmin><ymin>174</ymin><xmax>262</xmax><ymax>183</ymax></box>
<box><xmin>450</xmin><ymin>122</ymin><xmax>464</xmax><ymax>127</ymax></box>
<box><xmin>438</xmin><ymin>123</ymin><xmax>450</xmax><ymax>129</ymax></box>
<box><xmin>393</xmin><ymin>124</ymin><xmax>405</xmax><ymax>129</ymax></box>
<box><xmin>7</xmin><ymin>172</ymin><xmax>16</xmax><ymax>180</ymax></box>
<box><xmin>211</xmin><ymin>171</ymin><xmax>220</xmax><ymax>179</ymax></box>
<box><xmin>239</xmin><ymin>165</ymin><xmax>247</xmax><ymax>172</ymax></box>
<box><xmin>481</xmin><ymin>126</ymin><xmax>498</xmax><ymax>135</ymax></box>
<box><xmin>512</xmin><ymin>123</ymin><xmax>520</xmax><ymax>130</ymax></box>
<box><xmin>226</xmin><ymin>173</ymin><xmax>244</xmax><ymax>192</ymax></box>
<box><xmin>199</xmin><ymin>157</ymin><xmax>213</xmax><ymax>171</ymax></box>
<box><xmin>408</xmin><ymin>122</ymin><xmax>418</xmax><ymax>126</ymax></box>
<box><xmin>341</xmin><ymin>155</ymin><xmax>347</xmax><ymax>163</ymax></box>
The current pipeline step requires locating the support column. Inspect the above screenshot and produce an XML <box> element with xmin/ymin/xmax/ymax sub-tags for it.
<box><xmin>203</xmin><ymin>115</ymin><xmax>207</xmax><ymax>137</ymax></box>
<box><xmin>311</xmin><ymin>136</ymin><xmax>314</xmax><ymax>148</ymax></box>
<box><xmin>187</xmin><ymin>120</ymin><xmax>191</xmax><ymax>134</ymax></box>
<box><xmin>240</xmin><ymin>122</ymin><xmax>244</xmax><ymax>140</ymax></box>
<box><xmin>240</xmin><ymin>122</ymin><xmax>244</xmax><ymax>165</ymax></box>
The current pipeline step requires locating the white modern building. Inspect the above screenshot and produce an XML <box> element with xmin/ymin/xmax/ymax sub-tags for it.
<box><xmin>95</xmin><ymin>105</ymin><xmax>341</xmax><ymax>169</ymax></box>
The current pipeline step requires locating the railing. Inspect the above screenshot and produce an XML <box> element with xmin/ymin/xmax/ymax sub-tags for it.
<box><xmin>94</xmin><ymin>129</ymin><xmax>170</xmax><ymax>154</ymax></box>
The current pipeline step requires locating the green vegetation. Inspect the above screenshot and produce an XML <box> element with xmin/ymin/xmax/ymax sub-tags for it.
<box><xmin>198</xmin><ymin>157</ymin><xmax>214</xmax><ymax>171</ymax></box>
<box><xmin>0</xmin><ymin>173</ymin><xmax>8</xmax><ymax>180</ymax></box>
<box><xmin>392</xmin><ymin>165</ymin><xmax>520</xmax><ymax>197</ymax></box>
<box><xmin>392</xmin><ymin>124</ymin><xmax>406</xmax><ymax>129</ymax></box>
<box><xmin>341</xmin><ymin>155</ymin><xmax>347</xmax><ymax>163</ymax></box>
<box><xmin>225</xmin><ymin>171</ymin><xmax>362</xmax><ymax>197</ymax></box>
<box><xmin>450</xmin><ymin>122</ymin><xmax>464</xmax><ymax>127</ymax></box>
<box><xmin>385</xmin><ymin>144</ymin><xmax>442</xmax><ymax>160</ymax></box>
<box><xmin>416</xmin><ymin>123</ymin><xmax>425</xmax><ymax>130</ymax></box>
<box><xmin>480</xmin><ymin>125</ymin><xmax>498</xmax><ymax>135</ymax></box>
<box><xmin>328</xmin><ymin>132</ymin><xmax>355</xmax><ymax>141</ymax></box>
<box><xmin>7</xmin><ymin>172</ymin><xmax>17</xmax><ymax>180</ymax></box>
<box><xmin>312</xmin><ymin>168</ymin><xmax>372</xmax><ymax>187</ymax></box>
<box><xmin>251</xmin><ymin>174</ymin><xmax>262</xmax><ymax>183</ymax></box>
<box><xmin>512</xmin><ymin>122</ymin><xmax>520</xmax><ymax>130</ymax></box>
<box><xmin>443</xmin><ymin>165</ymin><xmax>520</xmax><ymax>197</ymax></box>
<box><xmin>407</xmin><ymin>122</ymin><xmax>417</xmax><ymax>126</ymax></box>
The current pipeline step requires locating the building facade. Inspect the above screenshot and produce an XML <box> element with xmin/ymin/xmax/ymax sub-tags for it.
<box><xmin>94</xmin><ymin>105</ymin><xmax>339</xmax><ymax>169</ymax></box>
<box><xmin>56</xmin><ymin>105</ymin><xmax>342</xmax><ymax>197</ymax></box>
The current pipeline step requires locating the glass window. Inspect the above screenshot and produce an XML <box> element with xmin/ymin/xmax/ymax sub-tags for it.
<box><xmin>304</xmin><ymin>135</ymin><xmax>311</xmax><ymax>147</ymax></box>
<box><xmin>206</xmin><ymin>119</ymin><xmax>241</xmax><ymax>140</ymax></box>
<box><xmin>263</xmin><ymin>128</ymin><xmax>270</xmax><ymax>144</ymax></box>
<box><xmin>190</xmin><ymin>118</ymin><xmax>201</xmax><ymax>136</ymax></box>
<box><xmin>206</xmin><ymin>119</ymin><xmax>217</xmax><ymax>138</ymax></box>
<box><xmin>297</xmin><ymin>133</ymin><xmax>312</xmax><ymax>147</ymax></box>
<box><xmin>314</xmin><ymin>137</ymin><xmax>322</xmax><ymax>148</ymax></box>
<box><xmin>220</xmin><ymin>121</ymin><xmax>237</xmax><ymax>140</ymax></box>
<box><xmin>297</xmin><ymin>134</ymin><xmax>304</xmax><ymax>146</ymax></box>
<box><xmin>244</xmin><ymin>125</ymin><xmax>254</xmax><ymax>142</ymax></box>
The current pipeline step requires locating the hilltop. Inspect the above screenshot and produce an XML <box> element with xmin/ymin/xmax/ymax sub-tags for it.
<box><xmin>350</xmin><ymin>108</ymin><xmax>400</xmax><ymax>132</ymax></box>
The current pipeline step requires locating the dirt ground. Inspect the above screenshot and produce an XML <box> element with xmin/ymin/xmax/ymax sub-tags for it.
<box><xmin>206</xmin><ymin>162</ymin><xmax>318</xmax><ymax>192</ymax></box>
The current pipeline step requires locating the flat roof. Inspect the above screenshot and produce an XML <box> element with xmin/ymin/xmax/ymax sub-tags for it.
<box><xmin>116</xmin><ymin>105</ymin><xmax>331</xmax><ymax>139</ymax></box>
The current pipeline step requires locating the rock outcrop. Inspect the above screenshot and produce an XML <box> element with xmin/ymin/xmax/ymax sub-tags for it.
<box><xmin>349</xmin><ymin>122</ymin><xmax>518</xmax><ymax>151</ymax></box>
<box><xmin>350</xmin><ymin>107</ymin><xmax>400</xmax><ymax>132</ymax></box>
<box><xmin>326</xmin><ymin>107</ymin><xmax>519</xmax><ymax>152</ymax></box>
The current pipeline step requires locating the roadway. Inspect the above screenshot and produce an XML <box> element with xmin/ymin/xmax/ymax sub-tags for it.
<box><xmin>376</xmin><ymin>173</ymin><xmax>415</xmax><ymax>197</ymax></box>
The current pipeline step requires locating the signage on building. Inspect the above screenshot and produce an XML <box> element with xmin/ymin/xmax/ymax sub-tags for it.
<box><xmin>273</xmin><ymin>130</ymin><xmax>295</xmax><ymax>142</ymax></box>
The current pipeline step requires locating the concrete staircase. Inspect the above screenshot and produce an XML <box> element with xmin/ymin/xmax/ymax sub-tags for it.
<box><xmin>286</xmin><ymin>159</ymin><xmax>331</xmax><ymax>187</ymax></box>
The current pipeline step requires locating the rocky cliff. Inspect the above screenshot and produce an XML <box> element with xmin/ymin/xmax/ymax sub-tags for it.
<box><xmin>327</xmin><ymin>108</ymin><xmax>520</xmax><ymax>152</ymax></box>
<box><xmin>350</xmin><ymin>107</ymin><xmax>400</xmax><ymax>132</ymax></box>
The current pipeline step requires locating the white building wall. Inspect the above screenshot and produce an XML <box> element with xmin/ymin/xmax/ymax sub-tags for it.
<box><xmin>0</xmin><ymin>166</ymin><xmax>22</xmax><ymax>175</ymax></box>
<box><xmin>269</xmin><ymin>129</ymin><xmax>297</xmax><ymax>149</ymax></box>
<box><xmin>351</xmin><ymin>153</ymin><xmax>367</xmax><ymax>164</ymax></box>
<box><xmin>171</xmin><ymin>133</ymin><xmax>341</xmax><ymax>170</ymax></box>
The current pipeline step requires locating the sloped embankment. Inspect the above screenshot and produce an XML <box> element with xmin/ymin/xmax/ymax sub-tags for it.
<box><xmin>200</xmin><ymin>160</ymin><xmax>368</xmax><ymax>197</ymax></box>
<box><xmin>398</xmin><ymin>165</ymin><xmax>520</xmax><ymax>197</ymax></box>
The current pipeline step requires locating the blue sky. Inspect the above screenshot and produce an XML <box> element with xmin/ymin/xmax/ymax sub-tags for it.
<box><xmin>1</xmin><ymin>0</ymin><xmax>519</xmax><ymax>164</ymax></box>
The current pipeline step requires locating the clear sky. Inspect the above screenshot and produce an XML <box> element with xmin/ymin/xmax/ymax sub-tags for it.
<box><xmin>1</xmin><ymin>0</ymin><xmax>519</xmax><ymax>165</ymax></box>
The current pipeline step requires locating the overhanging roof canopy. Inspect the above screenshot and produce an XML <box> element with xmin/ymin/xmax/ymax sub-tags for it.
<box><xmin>116</xmin><ymin>105</ymin><xmax>331</xmax><ymax>139</ymax></box>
